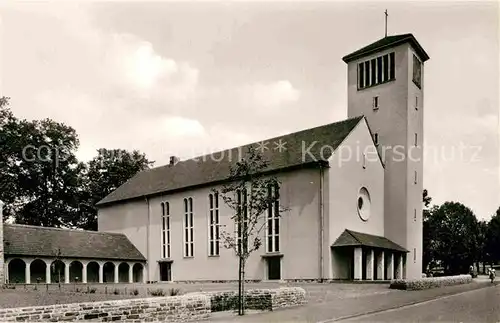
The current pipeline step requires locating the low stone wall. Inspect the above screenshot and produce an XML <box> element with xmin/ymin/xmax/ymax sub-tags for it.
<box><xmin>0</xmin><ymin>287</ymin><xmax>306</xmax><ymax>322</ymax></box>
<box><xmin>207</xmin><ymin>287</ymin><xmax>307</xmax><ymax>312</ymax></box>
<box><xmin>0</xmin><ymin>294</ymin><xmax>210</xmax><ymax>322</ymax></box>
<box><xmin>390</xmin><ymin>274</ymin><xmax>472</xmax><ymax>291</ymax></box>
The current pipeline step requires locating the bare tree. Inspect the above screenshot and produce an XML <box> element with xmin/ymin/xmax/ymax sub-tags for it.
<box><xmin>215</xmin><ymin>147</ymin><xmax>287</xmax><ymax>315</ymax></box>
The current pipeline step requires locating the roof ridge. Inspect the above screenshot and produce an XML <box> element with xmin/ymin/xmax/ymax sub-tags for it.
<box><xmin>4</xmin><ymin>223</ymin><xmax>125</xmax><ymax>236</ymax></box>
<box><xmin>145</xmin><ymin>116</ymin><xmax>363</xmax><ymax>172</ymax></box>
<box><xmin>344</xmin><ymin>229</ymin><xmax>363</xmax><ymax>244</ymax></box>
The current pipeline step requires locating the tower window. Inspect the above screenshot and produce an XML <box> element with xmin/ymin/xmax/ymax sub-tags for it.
<box><xmin>364</xmin><ymin>61</ymin><xmax>370</xmax><ymax>87</ymax></box>
<box><xmin>413</xmin><ymin>54</ymin><xmax>422</xmax><ymax>88</ymax></box>
<box><xmin>415</xmin><ymin>96</ymin><xmax>419</xmax><ymax>110</ymax></box>
<box><xmin>414</xmin><ymin>171</ymin><xmax>417</xmax><ymax>184</ymax></box>
<box><xmin>377</xmin><ymin>57</ymin><xmax>383</xmax><ymax>83</ymax></box>
<box><xmin>371</xmin><ymin>59</ymin><xmax>376</xmax><ymax>86</ymax></box>
<box><xmin>414</xmin><ymin>209</ymin><xmax>417</xmax><ymax>221</ymax></box>
<box><xmin>358</xmin><ymin>63</ymin><xmax>364</xmax><ymax>89</ymax></box>
<box><xmin>414</xmin><ymin>133</ymin><xmax>418</xmax><ymax>146</ymax></box>
<box><xmin>383</xmin><ymin>54</ymin><xmax>389</xmax><ymax>82</ymax></box>
<box><xmin>358</xmin><ymin>52</ymin><xmax>395</xmax><ymax>90</ymax></box>
<box><xmin>374</xmin><ymin>133</ymin><xmax>379</xmax><ymax>145</ymax></box>
<box><xmin>413</xmin><ymin>248</ymin><xmax>416</xmax><ymax>263</ymax></box>
<box><xmin>373</xmin><ymin>96</ymin><xmax>379</xmax><ymax>109</ymax></box>
<box><xmin>389</xmin><ymin>52</ymin><xmax>395</xmax><ymax>80</ymax></box>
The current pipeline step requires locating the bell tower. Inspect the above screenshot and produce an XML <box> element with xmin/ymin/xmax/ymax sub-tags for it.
<box><xmin>343</xmin><ymin>34</ymin><xmax>430</xmax><ymax>279</ymax></box>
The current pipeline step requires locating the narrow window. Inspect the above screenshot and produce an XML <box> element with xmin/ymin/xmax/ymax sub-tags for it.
<box><xmin>364</xmin><ymin>61</ymin><xmax>370</xmax><ymax>87</ymax></box>
<box><xmin>358</xmin><ymin>63</ymin><xmax>364</xmax><ymax>89</ymax></box>
<box><xmin>373</xmin><ymin>96</ymin><xmax>379</xmax><ymax>109</ymax></box>
<box><xmin>161</xmin><ymin>202</ymin><xmax>171</xmax><ymax>258</ymax></box>
<box><xmin>377</xmin><ymin>57</ymin><xmax>383</xmax><ymax>84</ymax></box>
<box><xmin>237</xmin><ymin>189</ymin><xmax>248</xmax><ymax>255</ymax></box>
<box><xmin>267</xmin><ymin>184</ymin><xmax>280</xmax><ymax>253</ymax></box>
<box><xmin>389</xmin><ymin>52</ymin><xmax>395</xmax><ymax>80</ymax></box>
<box><xmin>208</xmin><ymin>193</ymin><xmax>220</xmax><ymax>256</ymax></box>
<box><xmin>414</xmin><ymin>171</ymin><xmax>417</xmax><ymax>184</ymax></box>
<box><xmin>374</xmin><ymin>133</ymin><xmax>379</xmax><ymax>145</ymax></box>
<box><xmin>414</xmin><ymin>209</ymin><xmax>417</xmax><ymax>221</ymax></box>
<box><xmin>183</xmin><ymin>197</ymin><xmax>194</xmax><ymax>257</ymax></box>
<box><xmin>415</xmin><ymin>96</ymin><xmax>418</xmax><ymax>110</ymax></box>
<box><xmin>362</xmin><ymin>153</ymin><xmax>366</xmax><ymax>169</ymax></box>
<box><xmin>371</xmin><ymin>59</ymin><xmax>376</xmax><ymax>85</ymax></box>
<box><xmin>415</xmin><ymin>133</ymin><xmax>418</xmax><ymax>146</ymax></box>
<box><xmin>383</xmin><ymin>54</ymin><xmax>389</xmax><ymax>82</ymax></box>
<box><xmin>414</xmin><ymin>248</ymin><xmax>416</xmax><ymax>263</ymax></box>
<box><xmin>413</xmin><ymin>54</ymin><xmax>422</xmax><ymax>88</ymax></box>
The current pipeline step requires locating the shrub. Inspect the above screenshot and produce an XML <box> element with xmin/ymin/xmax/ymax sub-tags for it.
<box><xmin>130</xmin><ymin>289</ymin><xmax>139</xmax><ymax>296</ymax></box>
<box><xmin>169</xmin><ymin>288</ymin><xmax>181</xmax><ymax>296</ymax></box>
<box><xmin>390</xmin><ymin>274</ymin><xmax>472</xmax><ymax>290</ymax></box>
<box><xmin>113</xmin><ymin>289</ymin><xmax>120</xmax><ymax>295</ymax></box>
<box><xmin>149</xmin><ymin>289</ymin><xmax>165</xmax><ymax>297</ymax></box>
<box><xmin>88</xmin><ymin>288</ymin><xmax>97</xmax><ymax>294</ymax></box>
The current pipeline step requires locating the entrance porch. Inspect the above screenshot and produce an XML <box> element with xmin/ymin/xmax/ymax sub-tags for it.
<box><xmin>331</xmin><ymin>229</ymin><xmax>408</xmax><ymax>281</ymax></box>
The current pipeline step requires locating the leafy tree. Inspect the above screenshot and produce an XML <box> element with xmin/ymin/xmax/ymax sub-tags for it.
<box><xmin>0</xmin><ymin>97</ymin><xmax>83</xmax><ymax>227</ymax></box>
<box><xmin>485</xmin><ymin>207</ymin><xmax>500</xmax><ymax>265</ymax></box>
<box><xmin>427</xmin><ymin>202</ymin><xmax>480</xmax><ymax>274</ymax></box>
<box><xmin>423</xmin><ymin>189</ymin><xmax>432</xmax><ymax>208</ymax></box>
<box><xmin>0</xmin><ymin>97</ymin><xmax>18</xmax><ymax>219</ymax></box>
<box><xmin>78</xmin><ymin>148</ymin><xmax>153</xmax><ymax>230</ymax></box>
<box><xmin>216</xmin><ymin>147</ymin><xmax>287</xmax><ymax>315</ymax></box>
<box><xmin>422</xmin><ymin>189</ymin><xmax>435</xmax><ymax>272</ymax></box>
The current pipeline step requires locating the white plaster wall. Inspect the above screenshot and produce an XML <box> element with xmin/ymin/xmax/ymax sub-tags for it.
<box><xmin>99</xmin><ymin>168</ymin><xmax>323</xmax><ymax>282</ymax></box>
<box><xmin>345</xmin><ymin>42</ymin><xmax>425</xmax><ymax>279</ymax></box>
<box><xmin>327</xmin><ymin>118</ymin><xmax>385</xmax><ymax>279</ymax></box>
<box><xmin>98</xmin><ymin>200</ymin><xmax>149</xmax><ymax>268</ymax></box>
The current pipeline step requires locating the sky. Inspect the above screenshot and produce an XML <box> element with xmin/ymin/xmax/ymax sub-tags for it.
<box><xmin>0</xmin><ymin>0</ymin><xmax>498</xmax><ymax>220</ymax></box>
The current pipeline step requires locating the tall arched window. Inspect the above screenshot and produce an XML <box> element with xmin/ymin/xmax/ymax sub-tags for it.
<box><xmin>208</xmin><ymin>193</ymin><xmax>220</xmax><ymax>256</ymax></box>
<box><xmin>161</xmin><ymin>202</ymin><xmax>170</xmax><ymax>258</ymax></box>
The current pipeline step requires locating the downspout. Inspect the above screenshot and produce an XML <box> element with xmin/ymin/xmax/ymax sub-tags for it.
<box><xmin>319</xmin><ymin>164</ymin><xmax>324</xmax><ymax>282</ymax></box>
<box><xmin>146</xmin><ymin>196</ymin><xmax>150</xmax><ymax>283</ymax></box>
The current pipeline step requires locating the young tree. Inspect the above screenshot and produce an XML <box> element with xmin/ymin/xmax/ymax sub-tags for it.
<box><xmin>216</xmin><ymin>147</ymin><xmax>287</xmax><ymax>316</ymax></box>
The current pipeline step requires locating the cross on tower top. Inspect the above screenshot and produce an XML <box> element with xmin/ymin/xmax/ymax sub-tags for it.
<box><xmin>385</xmin><ymin>9</ymin><xmax>388</xmax><ymax>37</ymax></box>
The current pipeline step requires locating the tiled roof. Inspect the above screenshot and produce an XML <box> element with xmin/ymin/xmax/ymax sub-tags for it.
<box><xmin>342</xmin><ymin>33</ymin><xmax>430</xmax><ymax>63</ymax></box>
<box><xmin>97</xmin><ymin>116</ymin><xmax>364</xmax><ymax>207</ymax></box>
<box><xmin>3</xmin><ymin>224</ymin><xmax>146</xmax><ymax>261</ymax></box>
<box><xmin>331</xmin><ymin>229</ymin><xmax>408</xmax><ymax>252</ymax></box>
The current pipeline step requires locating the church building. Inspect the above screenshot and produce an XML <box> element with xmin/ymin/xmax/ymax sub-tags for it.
<box><xmin>96</xmin><ymin>33</ymin><xmax>429</xmax><ymax>282</ymax></box>
<box><xmin>0</xmin><ymin>33</ymin><xmax>429</xmax><ymax>284</ymax></box>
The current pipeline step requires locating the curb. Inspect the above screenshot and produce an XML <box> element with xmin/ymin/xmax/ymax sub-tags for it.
<box><xmin>319</xmin><ymin>281</ymin><xmax>499</xmax><ymax>323</ymax></box>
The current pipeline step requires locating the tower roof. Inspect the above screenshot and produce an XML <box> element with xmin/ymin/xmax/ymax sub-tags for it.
<box><xmin>342</xmin><ymin>33</ymin><xmax>430</xmax><ymax>63</ymax></box>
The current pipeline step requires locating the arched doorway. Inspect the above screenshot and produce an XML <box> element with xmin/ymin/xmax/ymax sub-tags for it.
<box><xmin>30</xmin><ymin>259</ymin><xmax>47</xmax><ymax>283</ymax></box>
<box><xmin>87</xmin><ymin>262</ymin><xmax>100</xmax><ymax>283</ymax></box>
<box><xmin>8</xmin><ymin>259</ymin><xmax>26</xmax><ymax>284</ymax></box>
<box><xmin>118</xmin><ymin>263</ymin><xmax>129</xmax><ymax>283</ymax></box>
<box><xmin>69</xmin><ymin>261</ymin><xmax>83</xmax><ymax>282</ymax></box>
<box><xmin>132</xmin><ymin>263</ymin><xmax>144</xmax><ymax>283</ymax></box>
<box><xmin>50</xmin><ymin>260</ymin><xmax>65</xmax><ymax>284</ymax></box>
<box><xmin>103</xmin><ymin>262</ymin><xmax>115</xmax><ymax>283</ymax></box>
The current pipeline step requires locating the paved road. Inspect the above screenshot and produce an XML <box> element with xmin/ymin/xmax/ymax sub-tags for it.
<box><xmin>342</xmin><ymin>284</ymin><xmax>500</xmax><ymax>322</ymax></box>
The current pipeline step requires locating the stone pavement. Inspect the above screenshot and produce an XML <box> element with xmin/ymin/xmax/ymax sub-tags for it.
<box><xmin>211</xmin><ymin>279</ymin><xmax>499</xmax><ymax>322</ymax></box>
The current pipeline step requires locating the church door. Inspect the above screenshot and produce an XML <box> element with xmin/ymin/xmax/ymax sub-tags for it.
<box><xmin>159</xmin><ymin>262</ymin><xmax>172</xmax><ymax>281</ymax></box>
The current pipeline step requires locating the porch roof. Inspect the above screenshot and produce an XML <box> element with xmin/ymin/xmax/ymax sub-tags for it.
<box><xmin>3</xmin><ymin>224</ymin><xmax>146</xmax><ymax>261</ymax></box>
<box><xmin>331</xmin><ymin>229</ymin><xmax>408</xmax><ymax>252</ymax></box>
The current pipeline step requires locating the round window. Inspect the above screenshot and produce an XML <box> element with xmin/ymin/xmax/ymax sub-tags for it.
<box><xmin>357</xmin><ymin>187</ymin><xmax>371</xmax><ymax>221</ymax></box>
